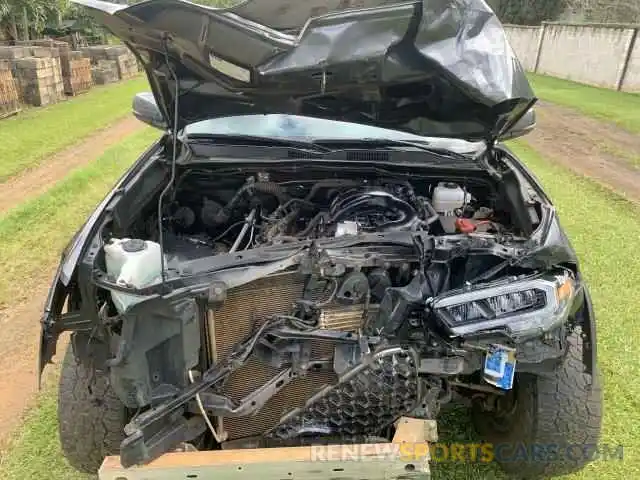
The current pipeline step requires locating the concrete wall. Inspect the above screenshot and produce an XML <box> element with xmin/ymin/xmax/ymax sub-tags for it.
<box><xmin>502</xmin><ymin>26</ymin><xmax>541</xmax><ymax>71</ymax></box>
<box><xmin>504</xmin><ymin>22</ymin><xmax>640</xmax><ymax>93</ymax></box>
<box><xmin>538</xmin><ymin>24</ymin><xmax>633</xmax><ymax>88</ymax></box>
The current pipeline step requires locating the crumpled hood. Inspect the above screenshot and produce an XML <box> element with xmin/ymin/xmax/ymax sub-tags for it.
<box><xmin>73</xmin><ymin>0</ymin><xmax>536</xmax><ymax>142</ymax></box>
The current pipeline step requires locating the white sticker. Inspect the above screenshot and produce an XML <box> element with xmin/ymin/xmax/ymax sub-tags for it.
<box><xmin>209</xmin><ymin>53</ymin><xmax>251</xmax><ymax>83</ymax></box>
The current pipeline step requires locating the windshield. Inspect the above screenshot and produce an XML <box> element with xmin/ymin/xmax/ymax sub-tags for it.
<box><xmin>184</xmin><ymin>114</ymin><xmax>485</xmax><ymax>154</ymax></box>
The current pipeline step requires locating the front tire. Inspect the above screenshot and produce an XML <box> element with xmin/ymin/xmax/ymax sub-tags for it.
<box><xmin>58</xmin><ymin>344</ymin><xmax>128</xmax><ymax>474</ymax></box>
<box><xmin>472</xmin><ymin>332</ymin><xmax>603</xmax><ymax>479</ymax></box>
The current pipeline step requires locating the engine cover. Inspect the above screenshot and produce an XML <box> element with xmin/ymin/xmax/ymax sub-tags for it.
<box><xmin>328</xmin><ymin>188</ymin><xmax>419</xmax><ymax>232</ymax></box>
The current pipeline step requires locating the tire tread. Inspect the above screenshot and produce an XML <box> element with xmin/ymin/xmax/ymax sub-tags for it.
<box><xmin>58</xmin><ymin>344</ymin><xmax>126</xmax><ymax>474</ymax></box>
<box><xmin>473</xmin><ymin>332</ymin><xmax>603</xmax><ymax>479</ymax></box>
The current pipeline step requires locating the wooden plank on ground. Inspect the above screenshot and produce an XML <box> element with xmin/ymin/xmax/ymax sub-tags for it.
<box><xmin>98</xmin><ymin>418</ymin><xmax>437</xmax><ymax>480</ymax></box>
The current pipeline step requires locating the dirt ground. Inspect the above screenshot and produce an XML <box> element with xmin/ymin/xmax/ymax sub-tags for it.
<box><xmin>0</xmin><ymin>116</ymin><xmax>143</xmax><ymax>453</ymax></box>
<box><xmin>0</xmin><ymin>102</ymin><xmax>637</xmax><ymax>451</ymax></box>
<box><xmin>0</xmin><ymin>277</ymin><xmax>60</xmax><ymax>453</ymax></box>
<box><xmin>525</xmin><ymin>101</ymin><xmax>640</xmax><ymax>204</ymax></box>
<box><xmin>0</xmin><ymin>116</ymin><xmax>144</xmax><ymax>215</ymax></box>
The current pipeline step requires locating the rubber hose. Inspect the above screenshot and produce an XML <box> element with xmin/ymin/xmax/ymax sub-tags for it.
<box><xmin>216</xmin><ymin>181</ymin><xmax>289</xmax><ymax>223</ymax></box>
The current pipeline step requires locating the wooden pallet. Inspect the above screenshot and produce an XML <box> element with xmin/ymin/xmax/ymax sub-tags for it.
<box><xmin>0</xmin><ymin>62</ymin><xmax>20</xmax><ymax>118</ymax></box>
<box><xmin>64</xmin><ymin>58</ymin><xmax>93</xmax><ymax>96</ymax></box>
<box><xmin>99</xmin><ymin>417</ymin><xmax>437</xmax><ymax>480</ymax></box>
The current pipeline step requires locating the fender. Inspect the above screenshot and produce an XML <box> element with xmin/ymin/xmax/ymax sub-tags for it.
<box><xmin>581</xmin><ymin>286</ymin><xmax>598</xmax><ymax>379</ymax></box>
<box><xmin>37</xmin><ymin>138</ymin><xmax>165</xmax><ymax>386</ymax></box>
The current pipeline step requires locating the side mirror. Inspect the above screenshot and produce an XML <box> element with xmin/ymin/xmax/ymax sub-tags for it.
<box><xmin>132</xmin><ymin>92</ymin><xmax>167</xmax><ymax>130</ymax></box>
<box><xmin>498</xmin><ymin>108</ymin><xmax>536</xmax><ymax>141</ymax></box>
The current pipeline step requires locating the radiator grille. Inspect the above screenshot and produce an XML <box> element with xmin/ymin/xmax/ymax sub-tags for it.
<box><xmin>207</xmin><ymin>272</ymin><xmax>305</xmax><ymax>362</ymax></box>
<box><xmin>207</xmin><ymin>272</ymin><xmax>372</xmax><ymax>440</ymax></box>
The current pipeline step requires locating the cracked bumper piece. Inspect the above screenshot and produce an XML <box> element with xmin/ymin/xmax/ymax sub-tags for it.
<box><xmin>268</xmin><ymin>346</ymin><xmax>421</xmax><ymax>439</ymax></box>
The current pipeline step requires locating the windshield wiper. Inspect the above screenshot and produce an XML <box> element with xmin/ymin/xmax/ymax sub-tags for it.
<box><xmin>185</xmin><ymin>133</ymin><xmax>333</xmax><ymax>153</ymax></box>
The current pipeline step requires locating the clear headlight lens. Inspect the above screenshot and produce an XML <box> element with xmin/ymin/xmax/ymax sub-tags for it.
<box><xmin>432</xmin><ymin>271</ymin><xmax>577</xmax><ymax>339</ymax></box>
<box><xmin>445</xmin><ymin>289</ymin><xmax>547</xmax><ymax>324</ymax></box>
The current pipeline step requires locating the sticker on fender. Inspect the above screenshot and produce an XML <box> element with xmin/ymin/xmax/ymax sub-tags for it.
<box><xmin>483</xmin><ymin>345</ymin><xmax>516</xmax><ymax>390</ymax></box>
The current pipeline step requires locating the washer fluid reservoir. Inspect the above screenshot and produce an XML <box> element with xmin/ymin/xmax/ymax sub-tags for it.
<box><xmin>104</xmin><ymin>238</ymin><xmax>164</xmax><ymax>314</ymax></box>
<box><xmin>432</xmin><ymin>182</ymin><xmax>471</xmax><ymax>233</ymax></box>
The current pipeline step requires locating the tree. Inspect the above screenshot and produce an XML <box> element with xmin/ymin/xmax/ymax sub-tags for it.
<box><xmin>565</xmin><ymin>0</ymin><xmax>640</xmax><ymax>23</ymax></box>
<box><xmin>487</xmin><ymin>0</ymin><xmax>569</xmax><ymax>25</ymax></box>
<box><xmin>0</xmin><ymin>0</ymin><xmax>68</xmax><ymax>41</ymax></box>
<box><xmin>486</xmin><ymin>0</ymin><xmax>502</xmax><ymax>14</ymax></box>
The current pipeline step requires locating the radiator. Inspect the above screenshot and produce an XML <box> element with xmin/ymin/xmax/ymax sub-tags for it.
<box><xmin>206</xmin><ymin>271</ymin><xmax>374</xmax><ymax>440</ymax></box>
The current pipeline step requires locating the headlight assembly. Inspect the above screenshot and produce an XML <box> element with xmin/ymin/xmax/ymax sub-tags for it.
<box><xmin>432</xmin><ymin>270</ymin><xmax>577</xmax><ymax>339</ymax></box>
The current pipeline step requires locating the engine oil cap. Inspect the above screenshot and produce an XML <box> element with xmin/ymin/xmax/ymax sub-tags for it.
<box><xmin>122</xmin><ymin>239</ymin><xmax>146</xmax><ymax>252</ymax></box>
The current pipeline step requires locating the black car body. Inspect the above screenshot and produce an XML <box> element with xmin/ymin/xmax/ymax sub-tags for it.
<box><xmin>43</xmin><ymin>1</ymin><xmax>602</xmax><ymax>477</ymax></box>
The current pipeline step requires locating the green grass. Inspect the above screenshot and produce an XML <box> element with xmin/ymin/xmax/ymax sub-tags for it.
<box><xmin>0</xmin><ymin>127</ymin><xmax>157</xmax><ymax>312</ymax></box>
<box><xmin>528</xmin><ymin>73</ymin><xmax>640</xmax><ymax>134</ymax></box>
<box><xmin>1</xmin><ymin>139</ymin><xmax>639</xmax><ymax>479</ymax></box>
<box><xmin>0</xmin><ymin>386</ymin><xmax>89</xmax><ymax>480</ymax></box>
<box><xmin>0</xmin><ymin>76</ymin><xmax>149</xmax><ymax>182</ymax></box>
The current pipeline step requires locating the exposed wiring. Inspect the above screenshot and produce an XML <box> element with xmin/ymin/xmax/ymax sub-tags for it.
<box><xmin>314</xmin><ymin>278</ymin><xmax>339</xmax><ymax>307</ymax></box>
<box><xmin>210</xmin><ymin>220</ymin><xmax>245</xmax><ymax>243</ymax></box>
<box><xmin>188</xmin><ymin>370</ymin><xmax>226</xmax><ymax>443</ymax></box>
<box><xmin>274</xmin><ymin>314</ymin><xmax>317</xmax><ymax>329</ymax></box>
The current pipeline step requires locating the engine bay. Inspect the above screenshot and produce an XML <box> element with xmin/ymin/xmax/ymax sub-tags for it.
<box><xmin>125</xmin><ymin>168</ymin><xmax>518</xmax><ymax>265</ymax></box>
<box><xmin>87</xmin><ymin>161</ymin><xmax>568</xmax><ymax>467</ymax></box>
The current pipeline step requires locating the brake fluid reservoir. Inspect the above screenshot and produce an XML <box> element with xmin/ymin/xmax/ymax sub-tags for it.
<box><xmin>104</xmin><ymin>238</ymin><xmax>164</xmax><ymax>313</ymax></box>
<box><xmin>432</xmin><ymin>182</ymin><xmax>470</xmax><ymax>233</ymax></box>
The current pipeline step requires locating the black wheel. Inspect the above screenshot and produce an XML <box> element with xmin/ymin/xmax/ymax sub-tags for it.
<box><xmin>58</xmin><ymin>343</ymin><xmax>129</xmax><ymax>474</ymax></box>
<box><xmin>472</xmin><ymin>332</ymin><xmax>603</xmax><ymax>479</ymax></box>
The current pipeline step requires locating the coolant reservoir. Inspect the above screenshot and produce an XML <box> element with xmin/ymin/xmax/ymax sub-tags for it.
<box><xmin>432</xmin><ymin>182</ymin><xmax>471</xmax><ymax>233</ymax></box>
<box><xmin>104</xmin><ymin>238</ymin><xmax>164</xmax><ymax>314</ymax></box>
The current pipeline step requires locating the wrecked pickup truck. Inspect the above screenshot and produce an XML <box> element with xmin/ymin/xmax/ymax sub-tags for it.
<box><xmin>41</xmin><ymin>0</ymin><xmax>602</xmax><ymax>478</ymax></box>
